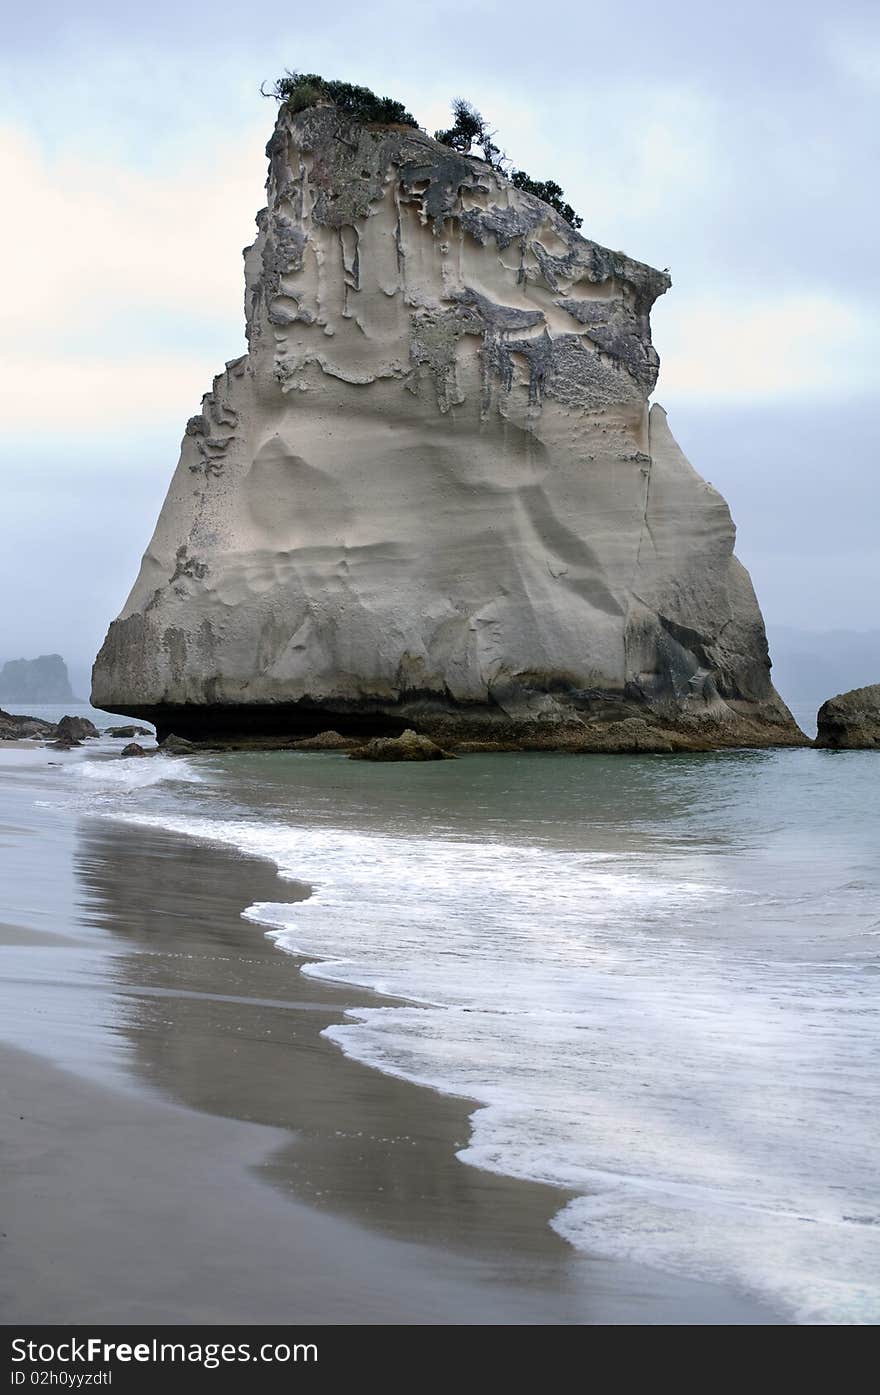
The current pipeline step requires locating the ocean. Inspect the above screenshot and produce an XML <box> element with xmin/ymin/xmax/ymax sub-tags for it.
<box><xmin>1</xmin><ymin>701</ymin><xmax>878</xmax><ymax>1323</ymax></box>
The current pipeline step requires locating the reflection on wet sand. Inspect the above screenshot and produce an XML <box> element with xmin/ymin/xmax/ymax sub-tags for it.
<box><xmin>74</xmin><ymin>819</ymin><xmax>575</xmax><ymax>1265</ymax></box>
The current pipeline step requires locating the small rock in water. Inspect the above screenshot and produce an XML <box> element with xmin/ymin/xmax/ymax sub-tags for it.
<box><xmin>121</xmin><ymin>742</ymin><xmax>149</xmax><ymax>757</ymax></box>
<box><xmin>160</xmin><ymin>734</ymin><xmax>197</xmax><ymax>754</ymax></box>
<box><xmin>349</xmin><ymin>729</ymin><xmax>456</xmax><ymax>762</ymax></box>
<box><xmin>57</xmin><ymin>715</ymin><xmax>99</xmax><ymax>741</ymax></box>
<box><xmin>287</xmin><ymin>730</ymin><xmax>359</xmax><ymax>751</ymax></box>
<box><xmin>0</xmin><ymin>708</ymin><xmax>56</xmax><ymax>740</ymax></box>
<box><xmin>815</xmin><ymin>683</ymin><xmax>880</xmax><ymax>750</ymax></box>
<box><xmin>106</xmin><ymin>725</ymin><xmax>152</xmax><ymax>738</ymax></box>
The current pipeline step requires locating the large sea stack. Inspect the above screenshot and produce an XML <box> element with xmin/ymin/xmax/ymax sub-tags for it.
<box><xmin>92</xmin><ymin>99</ymin><xmax>804</xmax><ymax>750</ymax></box>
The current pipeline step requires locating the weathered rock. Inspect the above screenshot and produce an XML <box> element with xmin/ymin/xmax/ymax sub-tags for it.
<box><xmin>92</xmin><ymin>101</ymin><xmax>804</xmax><ymax>752</ymax></box>
<box><xmin>107</xmin><ymin>724</ymin><xmax>152</xmax><ymax>738</ymax></box>
<box><xmin>0</xmin><ymin>708</ymin><xmax>56</xmax><ymax>740</ymax></box>
<box><xmin>287</xmin><ymin>729</ymin><xmax>360</xmax><ymax>750</ymax></box>
<box><xmin>121</xmin><ymin>742</ymin><xmax>149</xmax><ymax>757</ymax></box>
<box><xmin>57</xmin><ymin>715</ymin><xmax>99</xmax><ymax>741</ymax></box>
<box><xmin>49</xmin><ymin>737</ymin><xmax>82</xmax><ymax>750</ymax></box>
<box><xmin>574</xmin><ymin>718</ymin><xmax>676</xmax><ymax>754</ymax></box>
<box><xmin>159</xmin><ymin>734</ymin><xmax>197</xmax><ymax>755</ymax></box>
<box><xmin>815</xmin><ymin>684</ymin><xmax>880</xmax><ymax>749</ymax></box>
<box><xmin>349</xmin><ymin>729</ymin><xmax>456</xmax><ymax>761</ymax></box>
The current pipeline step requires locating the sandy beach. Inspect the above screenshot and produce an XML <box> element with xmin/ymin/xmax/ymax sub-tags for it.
<box><xmin>0</xmin><ymin>770</ymin><xmax>777</xmax><ymax>1325</ymax></box>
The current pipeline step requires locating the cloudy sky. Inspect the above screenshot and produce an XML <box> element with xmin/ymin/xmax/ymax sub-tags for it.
<box><xmin>1</xmin><ymin>0</ymin><xmax>878</xmax><ymax>690</ymax></box>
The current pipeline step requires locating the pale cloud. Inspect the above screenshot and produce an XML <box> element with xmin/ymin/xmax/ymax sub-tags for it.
<box><xmin>604</xmin><ymin>87</ymin><xmax>721</xmax><ymax>221</ymax></box>
<box><xmin>460</xmin><ymin>84</ymin><xmax>721</xmax><ymax>259</ymax></box>
<box><xmin>654</xmin><ymin>293</ymin><xmax>879</xmax><ymax>403</ymax></box>
<box><xmin>0</xmin><ymin>353</ymin><xmax>219</xmax><ymax>433</ymax></box>
<box><xmin>0</xmin><ymin>123</ymin><xmax>265</xmax><ymax>346</ymax></box>
<box><xmin>0</xmin><ymin>121</ymin><xmax>266</xmax><ymax>432</ymax></box>
<box><xmin>825</xmin><ymin>27</ymin><xmax>880</xmax><ymax>88</ymax></box>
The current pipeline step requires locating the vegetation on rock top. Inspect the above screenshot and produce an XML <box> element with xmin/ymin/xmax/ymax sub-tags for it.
<box><xmin>264</xmin><ymin>78</ymin><xmax>583</xmax><ymax>230</ymax></box>
<box><xmin>263</xmin><ymin>72</ymin><xmax>418</xmax><ymax>128</ymax></box>
<box><xmin>507</xmin><ymin>172</ymin><xmax>582</xmax><ymax>230</ymax></box>
<box><xmin>434</xmin><ymin>98</ymin><xmax>582</xmax><ymax>228</ymax></box>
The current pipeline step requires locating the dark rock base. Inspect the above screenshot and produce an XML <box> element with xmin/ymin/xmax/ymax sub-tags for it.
<box><xmin>96</xmin><ymin>695</ymin><xmax>808</xmax><ymax>754</ymax></box>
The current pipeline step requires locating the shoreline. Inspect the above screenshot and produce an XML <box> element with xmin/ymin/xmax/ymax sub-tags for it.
<box><xmin>0</xmin><ymin>1036</ymin><xmax>774</xmax><ymax>1325</ymax></box>
<box><xmin>0</xmin><ymin>758</ymin><xmax>781</xmax><ymax>1323</ymax></box>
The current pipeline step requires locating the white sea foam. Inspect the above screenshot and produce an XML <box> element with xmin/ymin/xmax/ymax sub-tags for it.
<box><xmin>72</xmin><ymin>756</ymin><xmax>206</xmax><ymax>792</ymax></box>
<box><xmin>92</xmin><ymin>791</ymin><xmax>880</xmax><ymax>1325</ymax></box>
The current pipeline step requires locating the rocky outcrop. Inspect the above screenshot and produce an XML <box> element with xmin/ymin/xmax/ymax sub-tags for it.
<box><xmin>92</xmin><ymin>102</ymin><xmax>804</xmax><ymax>751</ymax></box>
<box><xmin>815</xmin><ymin>684</ymin><xmax>880</xmax><ymax>749</ymax></box>
<box><xmin>57</xmin><ymin>715</ymin><xmax>99</xmax><ymax>741</ymax></box>
<box><xmin>0</xmin><ymin>708</ymin><xmax>56</xmax><ymax>740</ymax></box>
<box><xmin>114</xmin><ymin>734</ymin><xmax>196</xmax><ymax>757</ymax></box>
<box><xmin>159</xmin><ymin>734</ymin><xmax>197</xmax><ymax>755</ymax></box>
<box><xmin>0</xmin><ymin>655</ymin><xmax>75</xmax><ymax>703</ymax></box>
<box><xmin>349</xmin><ymin>730</ymin><xmax>455</xmax><ymax>761</ymax></box>
<box><xmin>0</xmin><ymin>709</ymin><xmax>98</xmax><ymax>746</ymax></box>
<box><xmin>288</xmin><ymin>729</ymin><xmax>359</xmax><ymax>750</ymax></box>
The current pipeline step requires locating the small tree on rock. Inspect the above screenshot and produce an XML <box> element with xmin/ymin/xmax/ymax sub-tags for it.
<box><xmin>434</xmin><ymin>98</ymin><xmax>582</xmax><ymax>229</ymax></box>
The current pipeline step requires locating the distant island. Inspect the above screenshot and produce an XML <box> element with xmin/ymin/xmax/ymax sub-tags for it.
<box><xmin>0</xmin><ymin>655</ymin><xmax>77</xmax><ymax>703</ymax></box>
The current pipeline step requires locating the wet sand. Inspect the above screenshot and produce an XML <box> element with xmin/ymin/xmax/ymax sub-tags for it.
<box><xmin>0</xmin><ymin>804</ymin><xmax>779</xmax><ymax>1323</ymax></box>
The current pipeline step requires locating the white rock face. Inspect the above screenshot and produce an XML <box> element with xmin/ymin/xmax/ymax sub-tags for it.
<box><xmin>93</xmin><ymin>105</ymin><xmax>802</xmax><ymax>748</ymax></box>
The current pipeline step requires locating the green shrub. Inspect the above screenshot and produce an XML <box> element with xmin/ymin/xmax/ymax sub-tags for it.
<box><xmin>264</xmin><ymin>72</ymin><xmax>418</xmax><ymax>128</ymax></box>
<box><xmin>509</xmin><ymin>171</ymin><xmax>582</xmax><ymax>230</ymax></box>
<box><xmin>434</xmin><ymin>99</ymin><xmax>582</xmax><ymax>229</ymax></box>
<box><xmin>263</xmin><ymin>78</ymin><xmax>583</xmax><ymax>230</ymax></box>
<box><xmin>434</xmin><ymin>98</ymin><xmax>500</xmax><ymax>166</ymax></box>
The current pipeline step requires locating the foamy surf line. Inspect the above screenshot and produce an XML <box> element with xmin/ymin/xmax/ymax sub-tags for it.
<box><xmin>72</xmin><ymin>754</ymin><xmax>207</xmax><ymax>790</ymax></box>
<box><xmin>81</xmin><ymin>796</ymin><xmax>879</xmax><ymax>1326</ymax></box>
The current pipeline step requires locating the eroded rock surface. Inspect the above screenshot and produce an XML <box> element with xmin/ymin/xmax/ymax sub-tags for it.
<box><xmin>92</xmin><ymin>104</ymin><xmax>803</xmax><ymax>750</ymax></box>
<box><xmin>815</xmin><ymin>684</ymin><xmax>880</xmax><ymax>749</ymax></box>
